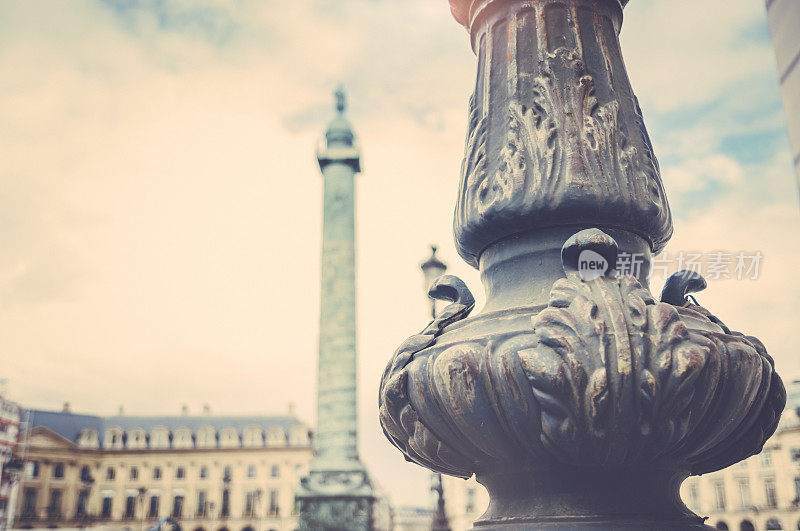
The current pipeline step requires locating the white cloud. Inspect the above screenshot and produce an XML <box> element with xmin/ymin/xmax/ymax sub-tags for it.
<box><xmin>662</xmin><ymin>154</ymin><xmax>745</xmax><ymax>193</ymax></box>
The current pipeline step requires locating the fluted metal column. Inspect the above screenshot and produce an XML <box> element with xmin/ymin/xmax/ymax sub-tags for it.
<box><xmin>380</xmin><ymin>1</ymin><xmax>786</xmax><ymax>529</ymax></box>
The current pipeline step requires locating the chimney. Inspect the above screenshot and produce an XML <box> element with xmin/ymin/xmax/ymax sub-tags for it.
<box><xmin>202</xmin><ymin>404</ymin><xmax>211</xmax><ymax>415</ymax></box>
<box><xmin>181</xmin><ymin>404</ymin><xmax>189</xmax><ymax>416</ymax></box>
<box><xmin>62</xmin><ymin>402</ymin><xmax>71</xmax><ymax>414</ymax></box>
<box><xmin>118</xmin><ymin>405</ymin><xmax>124</xmax><ymax>416</ymax></box>
<box><xmin>288</xmin><ymin>402</ymin><xmax>296</xmax><ymax>416</ymax></box>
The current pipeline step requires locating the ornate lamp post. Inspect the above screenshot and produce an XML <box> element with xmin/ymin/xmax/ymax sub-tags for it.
<box><xmin>379</xmin><ymin>1</ymin><xmax>786</xmax><ymax>529</ymax></box>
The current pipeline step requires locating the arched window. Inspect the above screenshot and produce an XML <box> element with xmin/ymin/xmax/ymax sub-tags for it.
<box><xmin>740</xmin><ymin>521</ymin><xmax>755</xmax><ymax>531</ymax></box>
<box><xmin>243</xmin><ymin>427</ymin><xmax>263</xmax><ymax>448</ymax></box>
<box><xmin>266</xmin><ymin>428</ymin><xmax>285</xmax><ymax>446</ymax></box>
<box><xmin>150</xmin><ymin>427</ymin><xmax>171</xmax><ymax>449</ymax></box>
<box><xmin>78</xmin><ymin>429</ymin><xmax>99</xmax><ymax>448</ymax></box>
<box><xmin>220</xmin><ymin>428</ymin><xmax>239</xmax><ymax>448</ymax></box>
<box><xmin>716</xmin><ymin>523</ymin><xmax>729</xmax><ymax>530</ymax></box>
<box><xmin>173</xmin><ymin>428</ymin><xmax>193</xmax><ymax>449</ymax></box>
<box><xmin>242</xmin><ymin>527</ymin><xmax>255</xmax><ymax>531</ymax></box>
<box><xmin>128</xmin><ymin>429</ymin><xmax>147</xmax><ymax>449</ymax></box>
<box><xmin>197</xmin><ymin>427</ymin><xmax>216</xmax><ymax>449</ymax></box>
<box><xmin>766</xmin><ymin>519</ymin><xmax>783</xmax><ymax>530</ymax></box>
<box><xmin>104</xmin><ymin>427</ymin><xmax>124</xmax><ymax>449</ymax></box>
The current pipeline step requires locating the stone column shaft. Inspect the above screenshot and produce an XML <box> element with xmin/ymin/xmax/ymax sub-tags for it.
<box><xmin>317</xmin><ymin>159</ymin><xmax>359</xmax><ymax>466</ymax></box>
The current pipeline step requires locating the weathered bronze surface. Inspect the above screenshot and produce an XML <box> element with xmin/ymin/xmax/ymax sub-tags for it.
<box><xmin>379</xmin><ymin>1</ymin><xmax>785</xmax><ymax>529</ymax></box>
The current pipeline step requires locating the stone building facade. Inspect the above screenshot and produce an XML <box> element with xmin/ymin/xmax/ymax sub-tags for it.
<box><xmin>681</xmin><ymin>380</ymin><xmax>800</xmax><ymax>530</ymax></box>
<box><xmin>12</xmin><ymin>407</ymin><xmax>311</xmax><ymax>531</ymax></box>
<box><xmin>0</xmin><ymin>392</ymin><xmax>22</xmax><ymax>527</ymax></box>
<box><xmin>440</xmin><ymin>476</ymin><xmax>487</xmax><ymax>531</ymax></box>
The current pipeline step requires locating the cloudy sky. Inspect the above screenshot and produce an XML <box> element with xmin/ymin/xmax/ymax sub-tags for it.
<box><xmin>1</xmin><ymin>0</ymin><xmax>798</xmax><ymax>508</ymax></box>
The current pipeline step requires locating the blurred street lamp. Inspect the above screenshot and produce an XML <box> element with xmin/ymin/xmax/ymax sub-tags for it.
<box><xmin>420</xmin><ymin>246</ymin><xmax>451</xmax><ymax>531</ymax></box>
<box><xmin>420</xmin><ymin>245</ymin><xmax>447</xmax><ymax>319</ymax></box>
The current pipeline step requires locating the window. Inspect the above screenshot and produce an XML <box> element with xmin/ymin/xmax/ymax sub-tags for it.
<box><xmin>714</xmin><ymin>482</ymin><xmax>726</xmax><ymax>510</ymax></box>
<box><xmin>130</xmin><ymin>467</ymin><xmax>138</xmax><ymax>481</ymax></box>
<box><xmin>101</xmin><ymin>496</ymin><xmax>113</xmax><ymax>518</ymax></box>
<box><xmin>153</xmin><ymin>467</ymin><xmax>162</xmax><ymax>480</ymax></box>
<box><xmin>52</xmin><ymin>463</ymin><xmax>64</xmax><ymax>479</ymax></box>
<box><xmin>268</xmin><ymin>489</ymin><xmax>279</xmax><ymax>516</ymax></box>
<box><xmin>223</xmin><ymin>466</ymin><xmax>232</xmax><ymax>482</ymax></box>
<box><xmin>198</xmin><ymin>427</ymin><xmax>216</xmax><ymax>448</ymax></box>
<box><xmin>766</xmin><ymin>518</ymin><xmax>783</xmax><ymax>530</ymax></box>
<box><xmin>75</xmin><ymin>490</ymin><xmax>89</xmax><ymax>517</ymax></box>
<box><xmin>791</xmin><ymin>448</ymin><xmax>800</xmax><ymax>463</ymax></box>
<box><xmin>245</xmin><ymin>491</ymin><xmax>258</xmax><ymax>517</ymax></box>
<box><xmin>80</xmin><ymin>465</ymin><xmax>92</xmax><ymax>483</ymax></box>
<box><xmin>125</xmin><ymin>495</ymin><xmax>136</xmax><ymax>519</ymax></box>
<box><xmin>466</xmin><ymin>487</ymin><xmax>476</xmax><ymax>513</ymax></box>
<box><xmin>270</xmin><ymin>465</ymin><xmax>279</xmax><ymax>479</ymax></box>
<box><xmin>25</xmin><ymin>461</ymin><xmax>39</xmax><ymax>478</ymax></box>
<box><xmin>687</xmin><ymin>482</ymin><xmax>700</xmax><ymax>510</ymax></box>
<box><xmin>766</xmin><ymin>478</ymin><xmax>778</xmax><ymax>508</ymax></box>
<box><xmin>715</xmin><ymin>522</ymin><xmax>729</xmax><ymax>530</ymax></box>
<box><xmin>738</xmin><ymin>479</ymin><xmax>751</xmax><ymax>508</ymax></box>
<box><xmin>221</xmin><ymin>489</ymin><xmax>230</xmax><ymax>517</ymax></box>
<box><xmin>176</xmin><ymin>467</ymin><xmax>185</xmax><ymax>480</ymax></box>
<box><xmin>247</xmin><ymin>465</ymin><xmax>256</xmax><ymax>479</ymax></box>
<box><xmin>148</xmin><ymin>495</ymin><xmax>160</xmax><ymax>518</ymax></box>
<box><xmin>47</xmin><ymin>489</ymin><xmax>62</xmax><ymax>519</ymax></box>
<box><xmin>172</xmin><ymin>495</ymin><xmax>184</xmax><ymax>518</ymax></box>
<box><xmin>762</xmin><ymin>448</ymin><xmax>773</xmax><ymax>467</ymax></box>
<box><xmin>151</xmin><ymin>428</ymin><xmax>170</xmax><ymax>449</ymax></box>
<box><xmin>197</xmin><ymin>491</ymin><xmax>207</xmax><ymax>516</ymax></box>
<box><xmin>199</xmin><ymin>466</ymin><xmax>209</xmax><ymax>479</ymax></box>
<box><xmin>106</xmin><ymin>467</ymin><xmax>116</xmax><ymax>481</ymax></box>
<box><xmin>22</xmin><ymin>488</ymin><xmax>37</xmax><ymax>517</ymax></box>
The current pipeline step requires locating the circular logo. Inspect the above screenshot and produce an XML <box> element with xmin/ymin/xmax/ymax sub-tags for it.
<box><xmin>578</xmin><ymin>249</ymin><xmax>609</xmax><ymax>281</ymax></box>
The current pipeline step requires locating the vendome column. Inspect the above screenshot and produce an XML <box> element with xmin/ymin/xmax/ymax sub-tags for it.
<box><xmin>379</xmin><ymin>1</ymin><xmax>787</xmax><ymax>529</ymax></box>
<box><xmin>297</xmin><ymin>88</ymin><xmax>375</xmax><ymax>530</ymax></box>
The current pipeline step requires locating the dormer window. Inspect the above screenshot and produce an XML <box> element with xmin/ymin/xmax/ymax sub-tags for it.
<box><xmin>128</xmin><ymin>429</ymin><xmax>147</xmax><ymax>449</ymax></box>
<box><xmin>104</xmin><ymin>428</ymin><xmax>124</xmax><ymax>449</ymax></box>
<box><xmin>197</xmin><ymin>426</ymin><xmax>216</xmax><ymax>449</ymax></box>
<box><xmin>173</xmin><ymin>428</ymin><xmax>193</xmax><ymax>449</ymax></box>
<box><xmin>220</xmin><ymin>428</ymin><xmax>239</xmax><ymax>448</ymax></box>
<box><xmin>289</xmin><ymin>426</ymin><xmax>309</xmax><ymax>446</ymax></box>
<box><xmin>243</xmin><ymin>427</ymin><xmax>263</xmax><ymax>448</ymax></box>
<box><xmin>78</xmin><ymin>429</ymin><xmax>99</xmax><ymax>449</ymax></box>
<box><xmin>266</xmin><ymin>428</ymin><xmax>286</xmax><ymax>446</ymax></box>
<box><xmin>150</xmin><ymin>427</ymin><xmax>170</xmax><ymax>449</ymax></box>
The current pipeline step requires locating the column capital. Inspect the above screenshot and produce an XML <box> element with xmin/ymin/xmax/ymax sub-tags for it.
<box><xmin>449</xmin><ymin>0</ymin><xmax>629</xmax><ymax>34</ymax></box>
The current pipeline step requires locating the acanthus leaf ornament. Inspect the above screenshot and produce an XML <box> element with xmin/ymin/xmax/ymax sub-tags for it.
<box><xmin>379</xmin><ymin>229</ymin><xmax>784</xmax><ymax>527</ymax></box>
